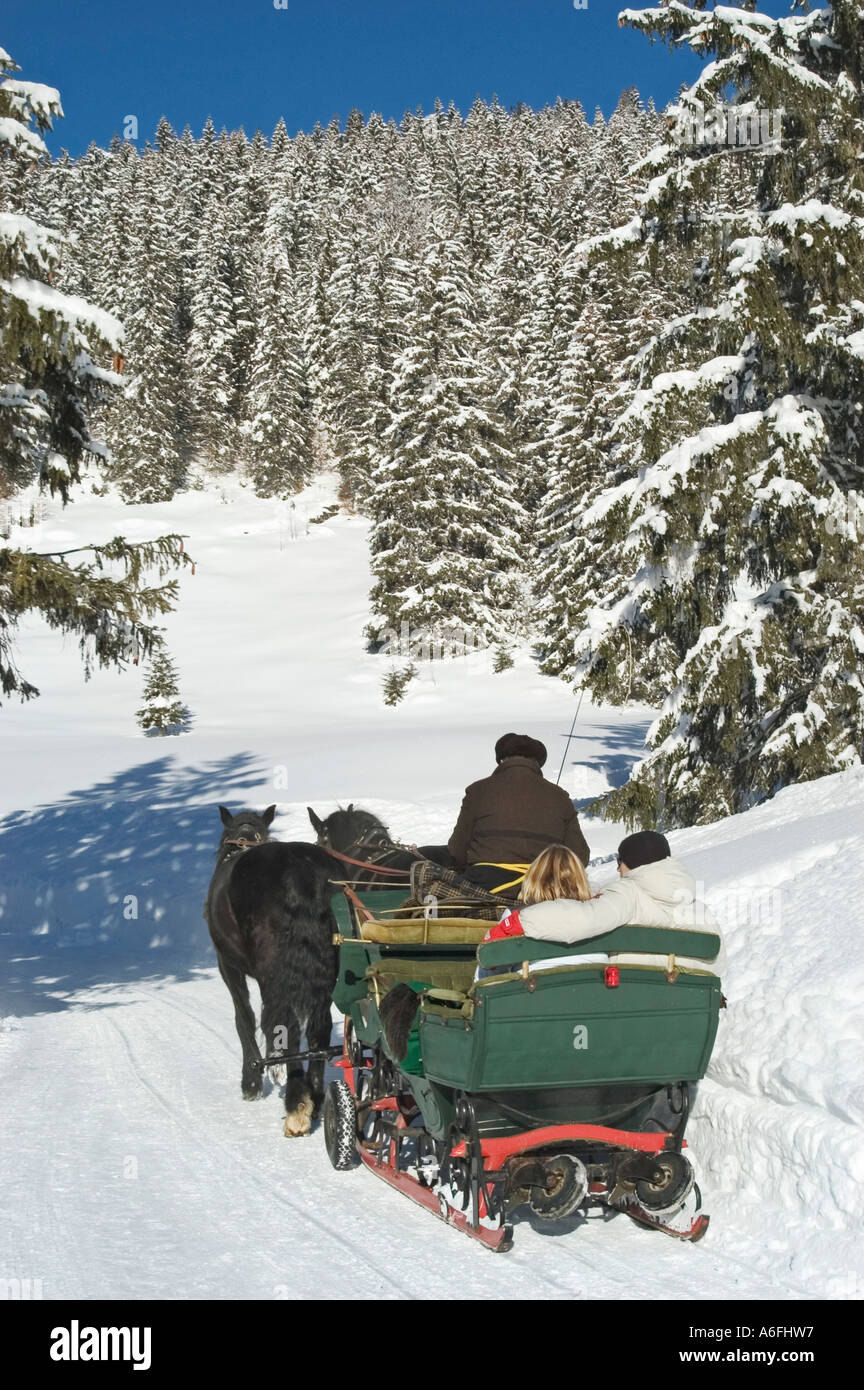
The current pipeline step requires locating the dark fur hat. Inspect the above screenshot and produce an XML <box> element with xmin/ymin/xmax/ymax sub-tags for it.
<box><xmin>495</xmin><ymin>732</ymin><xmax>547</xmax><ymax>767</ymax></box>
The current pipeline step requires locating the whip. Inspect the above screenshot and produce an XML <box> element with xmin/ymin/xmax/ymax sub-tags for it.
<box><xmin>555</xmin><ymin>686</ymin><xmax>587</xmax><ymax>787</ymax></box>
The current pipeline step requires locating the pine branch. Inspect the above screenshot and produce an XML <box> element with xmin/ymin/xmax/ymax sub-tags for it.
<box><xmin>0</xmin><ymin>535</ymin><xmax>194</xmax><ymax>703</ymax></box>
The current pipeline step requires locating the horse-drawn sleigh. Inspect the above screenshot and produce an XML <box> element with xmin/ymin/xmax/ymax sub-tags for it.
<box><xmin>205</xmin><ymin>805</ymin><xmax>722</xmax><ymax>1251</ymax></box>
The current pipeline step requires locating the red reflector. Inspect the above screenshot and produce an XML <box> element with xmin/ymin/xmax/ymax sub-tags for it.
<box><xmin>605</xmin><ymin>966</ymin><xmax>620</xmax><ymax>988</ymax></box>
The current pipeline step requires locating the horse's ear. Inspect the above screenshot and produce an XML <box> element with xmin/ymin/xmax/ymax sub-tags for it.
<box><xmin>218</xmin><ymin>805</ymin><xmax>233</xmax><ymax>827</ymax></box>
<box><xmin>262</xmin><ymin>804</ymin><xmax>276</xmax><ymax>826</ymax></box>
<box><xmin>347</xmin><ymin>803</ymin><xmax>354</xmax><ymax>813</ymax></box>
<box><xmin>307</xmin><ymin>807</ymin><xmax>325</xmax><ymax>835</ymax></box>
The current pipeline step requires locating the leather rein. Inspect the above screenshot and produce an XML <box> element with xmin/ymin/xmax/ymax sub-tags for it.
<box><xmin>220</xmin><ymin>832</ymin><xmax>416</xmax><ymax>880</ymax></box>
<box><xmin>324</xmin><ymin>845</ymin><xmax>409</xmax><ymax>878</ymax></box>
<box><xmin>322</xmin><ymin>825</ymin><xmax>425</xmax><ymax>880</ymax></box>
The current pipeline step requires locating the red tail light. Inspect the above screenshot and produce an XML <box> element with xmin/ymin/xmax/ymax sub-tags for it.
<box><xmin>605</xmin><ymin>966</ymin><xmax>620</xmax><ymax>988</ymax></box>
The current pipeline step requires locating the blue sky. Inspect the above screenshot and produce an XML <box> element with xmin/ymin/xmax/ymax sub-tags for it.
<box><xmin>4</xmin><ymin>0</ymin><xmax>792</xmax><ymax>155</ymax></box>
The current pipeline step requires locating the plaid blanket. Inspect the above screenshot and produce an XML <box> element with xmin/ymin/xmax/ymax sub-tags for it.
<box><xmin>406</xmin><ymin>859</ymin><xmax>505</xmax><ymax>922</ymax></box>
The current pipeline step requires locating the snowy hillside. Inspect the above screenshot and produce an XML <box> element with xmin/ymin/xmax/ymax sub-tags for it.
<box><xmin>0</xmin><ymin>475</ymin><xmax>861</xmax><ymax>1300</ymax></box>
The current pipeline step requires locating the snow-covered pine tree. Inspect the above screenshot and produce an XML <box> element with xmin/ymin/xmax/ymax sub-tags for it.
<box><xmin>190</xmin><ymin>115</ymin><xmax>220</xmax><ymax>220</ymax></box>
<box><xmin>102</xmin><ymin>153</ymin><xmax>186</xmax><ymax>501</ymax></box>
<box><xmin>270</xmin><ymin>116</ymin><xmax>290</xmax><ymax>164</ymax></box>
<box><xmin>534</xmin><ymin>197</ymin><xmax>679</xmax><ymax>684</ymax></box>
<box><xmin>535</xmin><ymin>284</ymin><xmax>624</xmax><ymax>671</ymax></box>
<box><xmin>188</xmin><ymin>196</ymin><xmax>241</xmax><ymax>472</ymax></box>
<box><xmin>329</xmin><ymin>222</ymin><xmax>414</xmax><ymax>508</ymax></box>
<box><xmin>567</xmin><ymin>1</ymin><xmax>864</xmax><ymax>828</ymax></box>
<box><xmin>367</xmin><ymin>220</ymin><xmax>527</xmax><ymax>654</ymax></box>
<box><xmin>381</xmin><ymin>661</ymin><xmax>417</xmax><ymax>707</ymax></box>
<box><xmin>219</xmin><ymin>127</ymin><xmax>257</xmax><ymax>411</ymax></box>
<box><xmin>0</xmin><ymin>44</ymin><xmax>190</xmax><ymax>701</ymax></box>
<box><xmin>86</xmin><ymin>141</ymin><xmax>141</xmax><ymax>332</ymax></box>
<box><xmin>301</xmin><ymin>217</ymin><xmax>338</xmax><ymax>463</ymax></box>
<box><xmin>243</xmin><ymin>129</ymin><xmax>271</xmax><ymax>256</ymax></box>
<box><xmin>321</xmin><ymin>172</ymin><xmax>380</xmax><ymax>500</ymax></box>
<box><xmin>0</xmin><ymin>50</ymin><xmax>108</xmax><ymax>502</ymax></box>
<box><xmin>242</xmin><ymin>192</ymin><xmax>312</xmax><ymax>496</ymax></box>
<box><xmin>136</xmin><ymin>645</ymin><xmax>190</xmax><ymax>735</ymax></box>
<box><xmin>25</xmin><ymin>147</ymin><xmax>91</xmax><ymax>300</ymax></box>
<box><xmin>481</xmin><ymin>154</ymin><xmax>549</xmax><ymax>512</ymax></box>
<box><xmin>606</xmin><ymin>87</ymin><xmax>664</xmax><ymax>225</ymax></box>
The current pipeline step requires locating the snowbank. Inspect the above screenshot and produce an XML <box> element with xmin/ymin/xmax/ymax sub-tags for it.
<box><xmin>672</xmin><ymin>767</ymin><xmax>864</xmax><ymax>1299</ymax></box>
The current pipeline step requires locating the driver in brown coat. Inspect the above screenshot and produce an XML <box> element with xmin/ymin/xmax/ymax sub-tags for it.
<box><xmin>445</xmin><ymin>732</ymin><xmax>590</xmax><ymax>897</ymax></box>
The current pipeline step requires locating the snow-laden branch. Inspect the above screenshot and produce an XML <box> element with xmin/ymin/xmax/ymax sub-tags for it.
<box><xmin>0</xmin><ymin>114</ymin><xmax>48</xmax><ymax>157</ymax></box>
<box><xmin>0</xmin><ymin>78</ymin><xmax>63</xmax><ymax>126</ymax></box>
<box><xmin>1</xmin><ymin>276</ymin><xmax>123</xmax><ymax>351</ymax></box>
<box><xmin>0</xmin><ymin>213</ymin><xmax>62</xmax><ymax>272</ymax></box>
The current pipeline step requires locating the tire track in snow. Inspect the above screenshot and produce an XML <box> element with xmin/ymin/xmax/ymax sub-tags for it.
<box><xmin>2</xmin><ymin>1011</ymin><xmax>103</xmax><ymax>1299</ymax></box>
<box><xmin>103</xmin><ymin>1013</ymin><xmax>419</xmax><ymax>1299</ymax></box>
<box><xmin>517</xmin><ymin>1171</ymin><xmax>808</xmax><ymax>1302</ymax></box>
<box><xmin>133</xmin><ymin>982</ymin><xmax>240</xmax><ymax>1058</ymax></box>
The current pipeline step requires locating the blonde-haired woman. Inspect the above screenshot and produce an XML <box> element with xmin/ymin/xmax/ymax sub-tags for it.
<box><xmin>477</xmin><ymin>844</ymin><xmax>607</xmax><ymax>978</ymax></box>
<box><xmin>519</xmin><ymin>843</ymin><xmax>591</xmax><ymax>907</ymax></box>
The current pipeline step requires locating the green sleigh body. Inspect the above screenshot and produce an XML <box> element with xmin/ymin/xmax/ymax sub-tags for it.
<box><xmin>325</xmin><ymin>887</ymin><xmax>723</xmax><ymax>1250</ymax></box>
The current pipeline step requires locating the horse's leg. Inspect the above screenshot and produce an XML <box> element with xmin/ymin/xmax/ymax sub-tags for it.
<box><xmin>259</xmin><ymin>980</ymin><xmax>313</xmax><ymax>1137</ymax></box>
<box><xmin>274</xmin><ymin>1013</ymin><xmax>315</xmax><ymax>1138</ymax></box>
<box><xmin>217</xmin><ymin>953</ymin><xmax>262</xmax><ymax>1100</ymax></box>
<box><xmin>305</xmin><ymin>995</ymin><xmax>335</xmax><ymax>1121</ymax></box>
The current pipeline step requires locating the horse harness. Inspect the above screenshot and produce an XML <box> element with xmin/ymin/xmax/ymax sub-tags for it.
<box><xmin>219</xmin><ymin>829</ymin><xmax>524</xmax><ymax>892</ymax></box>
<box><xmin>217</xmin><ymin>826</ymin><xmax>413</xmax><ymax>898</ymax></box>
<box><xmin>220</xmin><ymin>831</ymin><xmax>267</xmax><ymax>858</ymax></box>
<box><xmin>321</xmin><ymin>826</ymin><xmax>423</xmax><ymax>880</ymax></box>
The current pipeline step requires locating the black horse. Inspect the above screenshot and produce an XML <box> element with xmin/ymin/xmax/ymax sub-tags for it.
<box><xmin>205</xmin><ymin>805</ymin><xmax>338</xmax><ymax>1136</ymax></box>
<box><xmin>307</xmin><ymin>804</ymin><xmax>441</xmax><ymax>884</ymax></box>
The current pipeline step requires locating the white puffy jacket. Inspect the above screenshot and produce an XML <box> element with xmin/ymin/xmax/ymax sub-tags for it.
<box><xmin>518</xmin><ymin>858</ymin><xmax>724</xmax><ymax>976</ymax></box>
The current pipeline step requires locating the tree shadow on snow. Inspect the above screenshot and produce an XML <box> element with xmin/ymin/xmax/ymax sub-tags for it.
<box><xmin>0</xmin><ymin>753</ymin><xmax>273</xmax><ymax>1018</ymax></box>
<box><xmin>557</xmin><ymin>714</ymin><xmax>652</xmax><ymax>812</ymax></box>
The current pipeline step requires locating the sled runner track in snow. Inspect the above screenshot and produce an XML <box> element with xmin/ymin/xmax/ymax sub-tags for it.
<box><xmin>103</xmin><ymin>1013</ymin><xmax>420</xmax><ymax>1298</ymax></box>
<box><xmin>136</xmin><ymin>981</ymin><xmax>245</xmax><ymax>1059</ymax></box>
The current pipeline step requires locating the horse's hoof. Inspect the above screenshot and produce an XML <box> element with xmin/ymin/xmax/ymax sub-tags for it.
<box><xmin>283</xmin><ymin>1097</ymin><xmax>314</xmax><ymax>1137</ymax></box>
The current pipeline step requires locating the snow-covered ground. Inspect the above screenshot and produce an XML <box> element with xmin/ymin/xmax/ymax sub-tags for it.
<box><xmin>1</xmin><ymin>473</ymin><xmax>861</xmax><ymax>1300</ymax></box>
